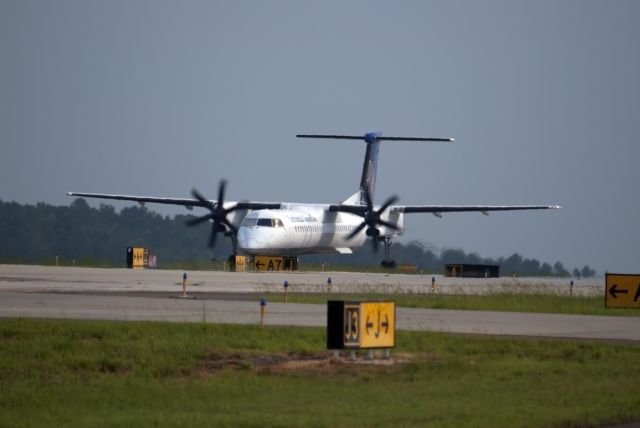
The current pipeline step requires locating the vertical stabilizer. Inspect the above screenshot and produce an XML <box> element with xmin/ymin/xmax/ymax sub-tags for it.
<box><xmin>296</xmin><ymin>131</ymin><xmax>453</xmax><ymax>206</ymax></box>
<box><xmin>357</xmin><ymin>132</ymin><xmax>382</xmax><ymax>205</ymax></box>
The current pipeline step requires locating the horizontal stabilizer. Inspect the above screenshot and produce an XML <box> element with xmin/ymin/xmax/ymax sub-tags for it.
<box><xmin>297</xmin><ymin>132</ymin><xmax>454</xmax><ymax>143</ymax></box>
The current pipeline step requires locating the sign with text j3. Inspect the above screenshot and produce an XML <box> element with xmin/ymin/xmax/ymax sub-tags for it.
<box><xmin>326</xmin><ymin>301</ymin><xmax>396</xmax><ymax>349</ymax></box>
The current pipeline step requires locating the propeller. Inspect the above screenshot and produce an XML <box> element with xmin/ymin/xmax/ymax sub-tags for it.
<box><xmin>186</xmin><ymin>180</ymin><xmax>240</xmax><ymax>249</ymax></box>
<box><xmin>344</xmin><ymin>190</ymin><xmax>399</xmax><ymax>252</ymax></box>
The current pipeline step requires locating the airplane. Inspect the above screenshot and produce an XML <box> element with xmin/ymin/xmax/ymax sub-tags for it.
<box><xmin>68</xmin><ymin>132</ymin><xmax>560</xmax><ymax>268</ymax></box>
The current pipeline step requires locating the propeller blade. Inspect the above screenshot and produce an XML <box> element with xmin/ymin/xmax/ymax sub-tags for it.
<box><xmin>222</xmin><ymin>218</ymin><xmax>238</xmax><ymax>235</ymax></box>
<box><xmin>377</xmin><ymin>219</ymin><xmax>399</xmax><ymax>231</ymax></box>
<box><xmin>185</xmin><ymin>214</ymin><xmax>212</xmax><ymax>226</ymax></box>
<box><xmin>377</xmin><ymin>195</ymin><xmax>399</xmax><ymax>214</ymax></box>
<box><xmin>208</xmin><ymin>223</ymin><xmax>219</xmax><ymax>248</ymax></box>
<box><xmin>223</xmin><ymin>203</ymin><xmax>239</xmax><ymax>216</ymax></box>
<box><xmin>343</xmin><ymin>190</ymin><xmax>400</xmax><ymax>251</ymax></box>
<box><xmin>217</xmin><ymin>179</ymin><xmax>227</xmax><ymax>207</ymax></box>
<box><xmin>190</xmin><ymin>180</ymin><xmax>239</xmax><ymax>250</ymax></box>
<box><xmin>328</xmin><ymin>204</ymin><xmax>367</xmax><ymax>216</ymax></box>
<box><xmin>191</xmin><ymin>188</ymin><xmax>213</xmax><ymax>209</ymax></box>
<box><xmin>346</xmin><ymin>222</ymin><xmax>367</xmax><ymax>240</ymax></box>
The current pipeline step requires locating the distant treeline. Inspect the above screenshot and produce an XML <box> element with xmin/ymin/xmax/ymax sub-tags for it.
<box><xmin>0</xmin><ymin>199</ymin><xmax>596</xmax><ymax>277</ymax></box>
<box><xmin>303</xmin><ymin>244</ymin><xmax>595</xmax><ymax>278</ymax></box>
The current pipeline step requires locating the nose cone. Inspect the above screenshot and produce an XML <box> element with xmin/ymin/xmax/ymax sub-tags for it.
<box><xmin>238</xmin><ymin>226</ymin><xmax>271</xmax><ymax>254</ymax></box>
<box><xmin>238</xmin><ymin>227</ymin><xmax>258</xmax><ymax>252</ymax></box>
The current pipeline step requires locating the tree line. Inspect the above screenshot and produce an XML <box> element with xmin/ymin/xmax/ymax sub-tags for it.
<box><xmin>0</xmin><ymin>199</ymin><xmax>596</xmax><ymax>277</ymax></box>
<box><xmin>304</xmin><ymin>243</ymin><xmax>596</xmax><ymax>278</ymax></box>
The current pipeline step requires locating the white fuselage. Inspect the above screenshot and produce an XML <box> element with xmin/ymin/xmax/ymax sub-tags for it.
<box><xmin>236</xmin><ymin>204</ymin><xmax>402</xmax><ymax>256</ymax></box>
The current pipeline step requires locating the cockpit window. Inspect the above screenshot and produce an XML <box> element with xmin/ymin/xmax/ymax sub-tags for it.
<box><xmin>273</xmin><ymin>218</ymin><xmax>284</xmax><ymax>228</ymax></box>
<box><xmin>257</xmin><ymin>218</ymin><xmax>273</xmax><ymax>227</ymax></box>
<box><xmin>242</xmin><ymin>217</ymin><xmax>258</xmax><ymax>227</ymax></box>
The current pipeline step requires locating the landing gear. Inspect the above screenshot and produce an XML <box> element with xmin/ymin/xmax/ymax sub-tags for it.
<box><xmin>381</xmin><ymin>260</ymin><xmax>397</xmax><ymax>269</ymax></box>
<box><xmin>380</xmin><ymin>236</ymin><xmax>396</xmax><ymax>269</ymax></box>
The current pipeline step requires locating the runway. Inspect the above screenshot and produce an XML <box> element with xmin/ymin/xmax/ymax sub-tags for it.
<box><xmin>1</xmin><ymin>265</ymin><xmax>637</xmax><ymax>341</ymax></box>
<box><xmin>0</xmin><ymin>264</ymin><xmax>602</xmax><ymax>295</ymax></box>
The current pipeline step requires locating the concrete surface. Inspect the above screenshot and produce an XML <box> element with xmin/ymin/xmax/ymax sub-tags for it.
<box><xmin>0</xmin><ymin>265</ymin><xmax>636</xmax><ymax>342</ymax></box>
<box><xmin>0</xmin><ymin>264</ymin><xmax>603</xmax><ymax>295</ymax></box>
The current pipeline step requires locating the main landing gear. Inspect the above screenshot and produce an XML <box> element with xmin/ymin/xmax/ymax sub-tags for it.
<box><xmin>380</xmin><ymin>236</ymin><xmax>397</xmax><ymax>269</ymax></box>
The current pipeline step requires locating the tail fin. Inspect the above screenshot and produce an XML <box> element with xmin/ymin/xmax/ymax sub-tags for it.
<box><xmin>296</xmin><ymin>132</ymin><xmax>454</xmax><ymax>206</ymax></box>
<box><xmin>358</xmin><ymin>132</ymin><xmax>382</xmax><ymax>205</ymax></box>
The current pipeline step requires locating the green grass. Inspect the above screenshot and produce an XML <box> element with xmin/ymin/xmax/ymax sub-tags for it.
<box><xmin>268</xmin><ymin>291</ymin><xmax>640</xmax><ymax>317</ymax></box>
<box><xmin>1</xmin><ymin>319</ymin><xmax>639</xmax><ymax>428</ymax></box>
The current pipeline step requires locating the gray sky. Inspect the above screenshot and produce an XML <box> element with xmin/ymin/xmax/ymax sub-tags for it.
<box><xmin>1</xmin><ymin>1</ymin><xmax>639</xmax><ymax>274</ymax></box>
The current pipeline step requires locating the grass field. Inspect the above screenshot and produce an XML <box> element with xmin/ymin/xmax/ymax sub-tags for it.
<box><xmin>1</xmin><ymin>319</ymin><xmax>639</xmax><ymax>428</ymax></box>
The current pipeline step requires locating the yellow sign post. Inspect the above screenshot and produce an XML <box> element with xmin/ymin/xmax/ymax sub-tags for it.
<box><xmin>253</xmin><ymin>256</ymin><xmax>298</xmax><ymax>271</ymax></box>
<box><xmin>605</xmin><ymin>273</ymin><xmax>640</xmax><ymax>309</ymax></box>
<box><xmin>254</xmin><ymin>256</ymin><xmax>284</xmax><ymax>271</ymax></box>
<box><xmin>359</xmin><ymin>302</ymin><xmax>396</xmax><ymax>348</ymax></box>
<box><xmin>326</xmin><ymin>301</ymin><xmax>396</xmax><ymax>350</ymax></box>
<box><xmin>234</xmin><ymin>256</ymin><xmax>247</xmax><ymax>272</ymax></box>
<box><xmin>132</xmin><ymin>247</ymin><xmax>145</xmax><ymax>269</ymax></box>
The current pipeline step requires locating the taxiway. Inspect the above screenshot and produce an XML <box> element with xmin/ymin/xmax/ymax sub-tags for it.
<box><xmin>2</xmin><ymin>265</ymin><xmax>636</xmax><ymax>342</ymax></box>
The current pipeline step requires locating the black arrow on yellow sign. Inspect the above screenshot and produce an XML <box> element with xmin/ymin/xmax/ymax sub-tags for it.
<box><xmin>381</xmin><ymin>314</ymin><xmax>389</xmax><ymax>334</ymax></box>
<box><xmin>609</xmin><ymin>284</ymin><xmax>628</xmax><ymax>299</ymax></box>
<box><xmin>365</xmin><ymin>317</ymin><xmax>374</xmax><ymax>335</ymax></box>
<box><xmin>365</xmin><ymin>311</ymin><xmax>391</xmax><ymax>338</ymax></box>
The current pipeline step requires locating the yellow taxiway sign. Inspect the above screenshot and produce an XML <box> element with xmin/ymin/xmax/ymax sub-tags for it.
<box><xmin>359</xmin><ymin>302</ymin><xmax>396</xmax><ymax>348</ymax></box>
<box><xmin>326</xmin><ymin>301</ymin><xmax>396</xmax><ymax>350</ymax></box>
<box><xmin>605</xmin><ymin>273</ymin><xmax>640</xmax><ymax>309</ymax></box>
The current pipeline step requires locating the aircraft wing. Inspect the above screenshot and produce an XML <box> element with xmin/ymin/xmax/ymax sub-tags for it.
<box><xmin>66</xmin><ymin>192</ymin><xmax>282</xmax><ymax>211</ymax></box>
<box><xmin>392</xmin><ymin>205</ymin><xmax>561</xmax><ymax>215</ymax></box>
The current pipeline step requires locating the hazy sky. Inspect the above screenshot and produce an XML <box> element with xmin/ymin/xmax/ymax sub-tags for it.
<box><xmin>1</xmin><ymin>1</ymin><xmax>639</xmax><ymax>273</ymax></box>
